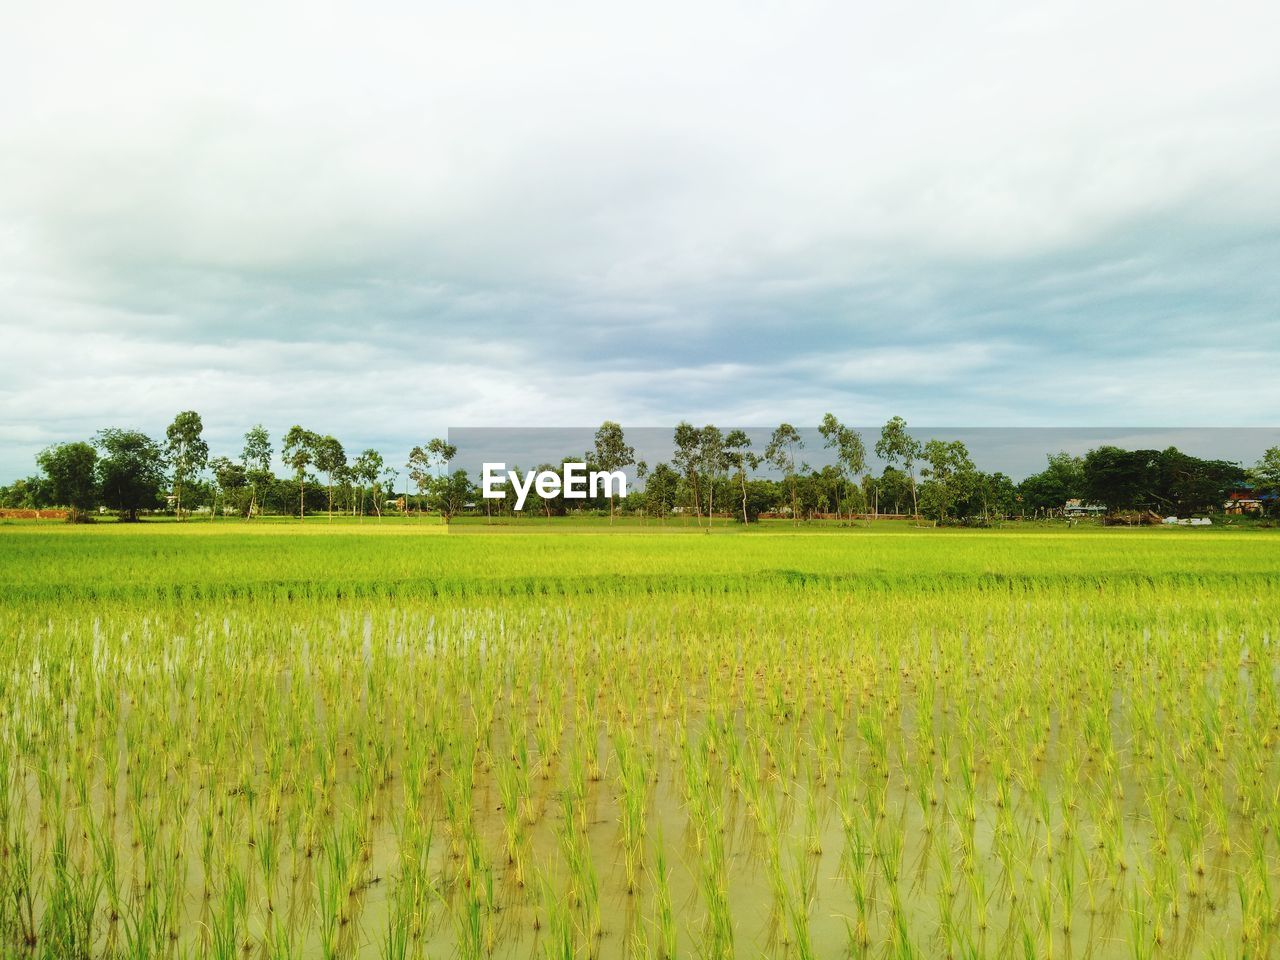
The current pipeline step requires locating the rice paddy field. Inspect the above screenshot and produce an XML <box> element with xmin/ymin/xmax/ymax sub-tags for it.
<box><xmin>1</xmin><ymin>522</ymin><xmax>1278</xmax><ymax>959</ymax></box>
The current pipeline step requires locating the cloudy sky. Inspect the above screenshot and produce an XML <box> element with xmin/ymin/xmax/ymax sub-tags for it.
<box><xmin>2</xmin><ymin>0</ymin><xmax>1278</xmax><ymax>480</ymax></box>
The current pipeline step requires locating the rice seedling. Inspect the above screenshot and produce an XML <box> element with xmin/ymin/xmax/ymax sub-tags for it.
<box><xmin>0</xmin><ymin>524</ymin><xmax>1276</xmax><ymax>957</ymax></box>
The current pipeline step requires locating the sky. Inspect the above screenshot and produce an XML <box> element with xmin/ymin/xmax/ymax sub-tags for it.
<box><xmin>2</xmin><ymin>0</ymin><xmax>1279</xmax><ymax>481</ymax></box>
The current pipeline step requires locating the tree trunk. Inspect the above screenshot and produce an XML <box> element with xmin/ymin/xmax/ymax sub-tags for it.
<box><xmin>299</xmin><ymin>478</ymin><xmax>306</xmax><ymax>521</ymax></box>
<box><xmin>740</xmin><ymin>472</ymin><xmax>748</xmax><ymax>524</ymax></box>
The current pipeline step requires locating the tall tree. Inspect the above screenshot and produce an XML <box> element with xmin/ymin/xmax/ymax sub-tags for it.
<box><xmin>282</xmin><ymin>426</ymin><xmax>318</xmax><ymax>520</ymax></box>
<box><xmin>407</xmin><ymin>439</ymin><xmax>456</xmax><ymax>519</ymax></box>
<box><xmin>644</xmin><ymin>462</ymin><xmax>679</xmax><ymax>522</ymax></box>
<box><xmin>1254</xmin><ymin>447</ymin><xmax>1280</xmax><ymax>516</ymax></box>
<box><xmin>672</xmin><ymin>422</ymin><xmax>703</xmax><ymax>523</ymax></box>
<box><xmin>165</xmin><ymin>411</ymin><xmax>209</xmax><ymax>521</ymax></box>
<box><xmin>819</xmin><ymin>413</ymin><xmax>866</xmax><ymax>522</ymax></box>
<box><xmin>1081</xmin><ymin>445</ymin><xmax>1242</xmax><ymax>515</ymax></box>
<box><xmin>353</xmin><ymin>449</ymin><xmax>385</xmax><ymax>518</ymax></box>
<box><xmin>429</xmin><ymin>470</ymin><xmax>474</xmax><ymax>524</ymax></box>
<box><xmin>382</xmin><ymin>466</ymin><xmax>400</xmax><ymax>514</ymax></box>
<box><xmin>333</xmin><ymin>462</ymin><xmax>354</xmax><ymax>515</ymax></box>
<box><xmin>591</xmin><ymin>421</ymin><xmax>635</xmax><ymax>523</ymax></box>
<box><xmin>1082</xmin><ymin>446</ymin><xmax>1160</xmax><ymax>512</ymax></box>
<box><xmin>723</xmin><ymin>429</ymin><xmax>760</xmax><ymax>524</ymax></box>
<box><xmin>209</xmin><ymin>456</ymin><xmax>247</xmax><ymax>520</ymax></box>
<box><xmin>241</xmin><ymin>425</ymin><xmax>273</xmax><ymax>519</ymax></box>
<box><xmin>1155</xmin><ymin>447</ymin><xmax>1244</xmax><ymax>515</ymax></box>
<box><xmin>920</xmin><ymin>439</ymin><xmax>976</xmax><ymax>522</ymax></box>
<box><xmin>633</xmin><ymin>460</ymin><xmax>649</xmax><ymax>523</ymax></box>
<box><xmin>698</xmin><ymin>426</ymin><xmax>726</xmax><ymax>526</ymax></box>
<box><xmin>972</xmin><ymin>471</ymin><xmax>1017</xmax><ymax>521</ymax></box>
<box><xmin>876</xmin><ymin>417</ymin><xmax>922</xmax><ymax>519</ymax></box>
<box><xmin>313</xmin><ymin>435</ymin><xmax>347</xmax><ymax>520</ymax></box>
<box><xmin>765</xmin><ymin>423</ymin><xmax>804</xmax><ymax>523</ymax></box>
<box><xmin>36</xmin><ymin>442</ymin><xmax>98</xmax><ymax>522</ymax></box>
<box><xmin>96</xmin><ymin>429</ymin><xmax>167</xmax><ymax>522</ymax></box>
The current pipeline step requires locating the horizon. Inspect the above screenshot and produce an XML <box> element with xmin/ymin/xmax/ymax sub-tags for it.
<box><xmin>7</xmin><ymin>420</ymin><xmax>1279</xmax><ymax>487</ymax></box>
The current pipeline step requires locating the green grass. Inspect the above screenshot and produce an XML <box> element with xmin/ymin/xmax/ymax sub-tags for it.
<box><xmin>0</xmin><ymin>523</ymin><xmax>1276</xmax><ymax>958</ymax></box>
<box><xmin>2</xmin><ymin>521</ymin><xmax>1277</xmax><ymax>605</ymax></box>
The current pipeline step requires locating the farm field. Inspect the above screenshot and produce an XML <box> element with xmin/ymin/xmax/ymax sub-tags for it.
<box><xmin>1</xmin><ymin>524</ymin><xmax>1278</xmax><ymax>959</ymax></box>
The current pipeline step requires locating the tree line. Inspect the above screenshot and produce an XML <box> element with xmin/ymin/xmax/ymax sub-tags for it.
<box><xmin>3</xmin><ymin>413</ymin><xmax>1278</xmax><ymax>522</ymax></box>
<box><xmin>0</xmin><ymin>413</ymin><xmax>465</xmax><ymax>523</ymax></box>
<box><xmin>495</xmin><ymin>419</ymin><xmax>1277</xmax><ymax>523</ymax></box>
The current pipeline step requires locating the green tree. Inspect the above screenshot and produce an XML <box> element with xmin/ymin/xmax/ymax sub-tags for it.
<box><xmin>919</xmin><ymin>439</ymin><xmax>976</xmax><ymax>522</ymax></box>
<box><xmin>429</xmin><ymin>470</ymin><xmax>474</xmax><ymax>524</ymax></box>
<box><xmin>672</xmin><ymin>422</ymin><xmax>703</xmax><ymax>523</ymax></box>
<box><xmin>1153</xmin><ymin>447</ymin><xmax>1244</xmax><ymax>515</ymax></box>
<box><xmin>765</xmin><ymin>423</ymin><xmax>803</xmax><ymax>523</ymax></box>
<box><xmin>165</xmin><ymin>411</ymin><xmax>209</xmax><ymax>521</ymax></box>
<box><xmin>628</xmin><ymin>460</ymin><xmax>651</xmax><ymax>520</ymax></box>
<box><xmin>1018</xmin><ymin>452</ymin><xmax>1085</xmax><ymax>514</ymax></box>
<box><xmin>1082</xmin><ymin>446</ymin><xmax>1153</xmax><ymax>511</ymax></box>
<box><xmin>592</xmin><ymin>421</ymin><xmax>635</xmax><ymax>523</ymax></box>
<box><xmin>876</xmin><ymin>417</ymin><xmax>922</xmax><ymax>519</ymax></box>
<box><xmin>0</xmin><ymin>476</ymin><xmax>49</xmax><ymax>510</ymax></box>
<box><xmin>723</xmin><ymin>430</ymin><xmax>760</xmax><ymax>524</ymax></box>
<box><xmin>644</xmin><ymin>462</ymin><xmax>680</xmax><ymax>521</ymax></box>
<box><xmin>407</xmin><ymin>438</ymin><xmax>456</xmax><ymax>518</ymax></box>
<box><xmin>1254</xmin><ymin>447</ymin><xmax>1280</xmax><ymax>516</ymax></box>
<box><xmin>313</xmin><ymin>435</ymin><xmax>347</xmax><ymax>520</ymax></box>
<box><xmin>96</xmin><ymin>429</ymin><xmax>167</xmax><ymax>521</ymax></box>
<box><xmin>241</xmin><ymin>425</ymin><xmax>273</xmax><ymax>519</ymax></box>
<box><xmin>698</xmin><ymin>426</ymin><xmax>726</xmax><ymax>525</ymax></box>
<box><xmin>209</xmin><ymin>456</ymin><xmax>248</xmax><ymax>519</ymax></box>
<box><xmin>866</xmin><ymin>466</ymin><xmax>912</xmax><ymax>516</ymax></box>
<box><xmin>36</xmin><ymin>441</ymin><xmax>98</xmax><ymax>522</ymax></box>
<box><xmin>522</xmin><ymin>462</ymin><xmax>567</xmax><ymax>518</ymax></box>
<box><xmin>382</xmin><ymin>466</ymin><xmax>400</xmax><ymax>513</ymax></box>
<box><xmin>353</xmin><ymin>449</ymin><xmax>385</xmax><ymax>518</ymax></box>
<box><xmin>282</xmin><ymin>426</ymin><xmax>319</xmax><ymax>520</ymax></box>
<box><xmin>971</xmin><ymin>471</ymin><xmax>1017</xmax><ymax>520</ymax></box>
<box><xmin>819</xmin><ymin>413</ymin><xmax>866</xmax><ymax>522</ymax></box>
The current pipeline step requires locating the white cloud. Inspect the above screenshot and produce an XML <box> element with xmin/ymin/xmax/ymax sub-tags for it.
<box><xmin>1</xmin><ymin>0</ymin><xmax>1279</xmax><ymax>477</ymax></box>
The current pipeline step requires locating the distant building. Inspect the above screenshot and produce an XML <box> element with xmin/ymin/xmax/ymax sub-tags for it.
<box><xmin>1064</xmin><ymin>499</ymin><xmax>1105</xmax><ymax>517</ymax></box>
<box><xmin>1224</xmin><ymin>491</ymin><xmax>1264</xmax><ymax>515</ymax></box>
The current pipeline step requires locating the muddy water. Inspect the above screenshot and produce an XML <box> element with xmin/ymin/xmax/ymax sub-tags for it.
<box><xmin>18</xmin><ymin>696</ymin><xmax>1252</xmax><ymax>960</ymax></box>
<box><xmin>8</xmin><ymin>601</ymin><xmax>1273</xmax><ymax>960</ymax></box>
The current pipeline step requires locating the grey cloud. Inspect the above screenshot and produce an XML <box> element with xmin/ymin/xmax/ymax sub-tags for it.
<box><xmin>2</xmin><ymin>0</ymin><xmax>1279</xmax><ymax>479</ymax></box>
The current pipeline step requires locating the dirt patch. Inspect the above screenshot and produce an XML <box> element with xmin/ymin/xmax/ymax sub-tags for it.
<box><xmin>0</xmin><ymin>508</ymin><xmax>68</xmax><ymax>520</ymax></box>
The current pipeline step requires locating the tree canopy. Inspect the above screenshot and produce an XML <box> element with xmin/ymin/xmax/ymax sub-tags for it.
<box><xmin>96</xmin><ymin>429</ymin><xmax>167</xmax><ymax>521</ymax></box>
<box><xmin>36</xmin><ymin>442</ymin><xmax>98</xmax><ymax>522</ymax></box>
